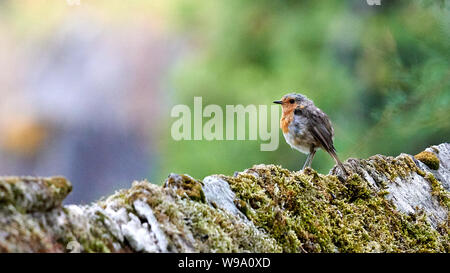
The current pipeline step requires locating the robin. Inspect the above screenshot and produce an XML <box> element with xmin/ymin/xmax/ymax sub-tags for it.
<box><xmin>274</xmin><ymin>93</ymin><xmax>348</xmax><ymax>175</ymax></box>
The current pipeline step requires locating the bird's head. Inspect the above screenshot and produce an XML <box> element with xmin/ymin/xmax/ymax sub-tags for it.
<box><xmin>273</xmin><ymin>93</ymin><xmax>307</xmax><ymax>113</ymax></box>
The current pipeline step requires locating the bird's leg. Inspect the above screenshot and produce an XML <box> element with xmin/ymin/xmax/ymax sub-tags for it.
<box><xmin>302</xmin><ymin>154</ymin><xmax>311</xmax><ymax>170</ymax></box>
<box><xmin>302</xmin><ymin>147</ymin><xmax>316</xmax><ymax>170</ymax></box>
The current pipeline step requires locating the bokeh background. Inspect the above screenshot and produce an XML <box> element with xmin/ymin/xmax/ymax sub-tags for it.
<box><xmin>0</xmin><ymin>0</ymin><xmax>448</xmax><ymax>203</ymax></box>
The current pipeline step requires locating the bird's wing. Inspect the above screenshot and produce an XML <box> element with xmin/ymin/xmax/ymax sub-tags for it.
<box><xmin>304</xmin><ymin>107</ymin><xmax>335</xmax><ymax>152</ymax></box>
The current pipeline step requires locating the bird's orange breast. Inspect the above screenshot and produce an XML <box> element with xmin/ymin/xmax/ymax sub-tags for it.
<box><xmin>280</xmin><ymin>108</ymin><xmax>294</xmax><ymax>133</ymax></box>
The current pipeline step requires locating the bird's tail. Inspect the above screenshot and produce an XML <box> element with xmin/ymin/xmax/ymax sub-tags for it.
<box><xmin>328</xmin><ymin>149</ymin><xmax>349</xmax><ymax>176</ymax></box>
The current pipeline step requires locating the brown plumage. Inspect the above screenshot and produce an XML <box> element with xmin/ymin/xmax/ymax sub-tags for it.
<box><xmin>274</xmin><ymin>93</ymin><xmax>348</xmax><ymax>175</ymax></box>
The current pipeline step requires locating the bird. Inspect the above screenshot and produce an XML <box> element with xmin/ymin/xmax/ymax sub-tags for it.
<box><xmin>274</xmin><ymin>93</ymin><xmax>349</xmax><ymax>175</ymax></box>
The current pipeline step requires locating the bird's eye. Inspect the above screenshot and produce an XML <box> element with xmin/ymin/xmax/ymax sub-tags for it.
<box><xmin>289</xmin><ymin>99</ymin><xmax>295</xmax><ymax>104</ymax></box>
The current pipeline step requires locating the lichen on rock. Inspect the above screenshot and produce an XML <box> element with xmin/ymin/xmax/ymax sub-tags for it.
<box><xmin>0</xmin><ymin>143</ymin><xmax>449</xmax><ymax>253</ymax></box>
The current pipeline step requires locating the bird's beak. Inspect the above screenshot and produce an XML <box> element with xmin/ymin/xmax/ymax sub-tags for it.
<box><xmin>273</xmin><ymin>100</ymin><xmax>282</xmax><ymax>104</ymax></box>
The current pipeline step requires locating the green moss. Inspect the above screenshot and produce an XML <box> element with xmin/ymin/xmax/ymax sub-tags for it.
<box><xmin>415</xmin><ymin>151</ymin><xmax>440</xmax><ymax>170</ymax></box>
<box><xmin>425</xmin><ymin>173</ymin><xmax>450</xmax><ymax>209</ymax></box>
<box><xmin>124</xmin><ymin>181</ymin><xmax>281</xmax><ymax>253</ymax></box>
<box><xmin>164</xmin><ymin>174</ymin><xmax>206</xmax><ymax>203</ymax></box>
<box><xmin>234</xmin><ymin>199</ymin><xmax>251</xmax><ymax>218</ymax></box>
<box><xmin>368</xmin><ymin>155</ymin><xmax>420</xmax><ymax>182</ymax></box>
<box><xmin>344</xmin><ymin>175</ymin><xmax>372</xmax><ymax>202</ymax></box>
<box><xmin>224</xmin><ymin>164</ymin><xmax>448</xmax><ymax>253</ymax></box>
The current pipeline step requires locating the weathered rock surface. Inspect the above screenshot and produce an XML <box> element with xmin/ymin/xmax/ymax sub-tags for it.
<box><xmin>0</xmin><ymin>143</ymin><xmax>448</xmax><ymax>253</ymax></box>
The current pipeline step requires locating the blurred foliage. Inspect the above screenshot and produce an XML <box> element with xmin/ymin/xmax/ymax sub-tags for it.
<box><xmin>0</xmin><ymin>0</ymin><xmax>448</xmax><ymax>187</ymax></box>
<box><xmin>157</xmin><ymin>0</ymin><xmax>450</xmax><ymax>183</ymax></box>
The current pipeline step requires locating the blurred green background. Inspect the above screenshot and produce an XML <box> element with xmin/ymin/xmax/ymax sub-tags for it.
<box><xmin>0</xmin><ymin>0</ymin><xmax>448</xmax><ymax>203</ymax></box>
<box><xmin>161</xmin><ymin>0</ymin><xmax>449</xmax><ymax>180</ymax></box>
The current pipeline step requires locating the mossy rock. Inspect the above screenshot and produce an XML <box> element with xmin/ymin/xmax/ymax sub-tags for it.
<box><xmin>164</xmin><ymin>173</ymin><xmax>206</xmax><ymax>203</ymax></box>
<box><xmin>0</xmin><ymin>143</ymin><xmax>449</xmax><ymax>253</ymax></box>
<box><xmin>225</xmin><ymin>164</ymin><xmax>448</xmax><ymax>253</ymax></box>
<box><xmin>0</xmin><ymin>176</ymin><xmax>72</xmax><ymax>212</ymax></box>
